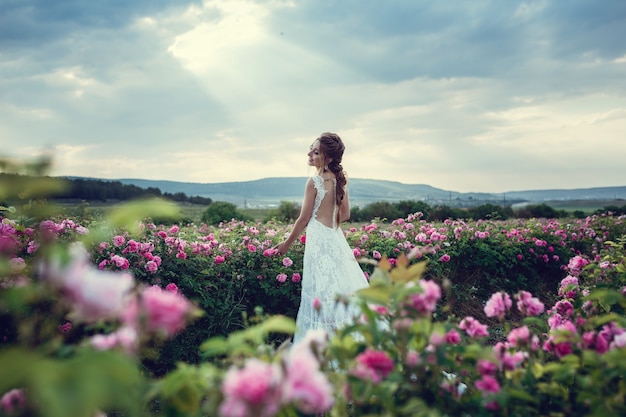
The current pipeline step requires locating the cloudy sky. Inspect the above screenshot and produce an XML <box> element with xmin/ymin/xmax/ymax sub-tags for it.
<box><xmin>2</xmin><ymin>0</ymin><xmax>625</xmax><ymax>193</ymax></box>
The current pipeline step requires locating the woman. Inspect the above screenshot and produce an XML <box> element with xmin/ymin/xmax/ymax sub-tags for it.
<box><xmin>275</xmin><ymin>132</ymin><xmax>369</xmax><ymax>343</ymax></box>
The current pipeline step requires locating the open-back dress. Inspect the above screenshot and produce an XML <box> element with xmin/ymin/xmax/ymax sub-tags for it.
<box><xmin>292</xmin><ymin>175</ymin><xmax>370</xmax><ymax>343</ymax></box>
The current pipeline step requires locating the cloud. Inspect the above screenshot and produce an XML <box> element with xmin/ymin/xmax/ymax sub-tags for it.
<box><xmin>1</xmin><ymin>0</ymin><xmax>625</xmax><ymax>193</ymax></box>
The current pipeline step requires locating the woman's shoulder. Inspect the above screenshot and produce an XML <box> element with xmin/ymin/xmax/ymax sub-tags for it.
<box><xmin>313</xmin><ymin>173</ymin><xmax>336</xmax><ymax>182</ymax></box>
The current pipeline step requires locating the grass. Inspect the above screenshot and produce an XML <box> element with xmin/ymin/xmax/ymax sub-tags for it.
<box><xmin>50</xmin><ymin>198</ymin><xmax>625</xmax><ymax>226</ymax></box>
<box><xmin>541</xmin><ymin>199</ymin><xmax>625</xmax><ymax>213</ymax></box>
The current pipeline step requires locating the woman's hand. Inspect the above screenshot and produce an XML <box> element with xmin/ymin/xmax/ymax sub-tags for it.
<box><xmin>274</xmin><ymin>241</ymin><xmax>289</xmax><ymax>255</ymax></box>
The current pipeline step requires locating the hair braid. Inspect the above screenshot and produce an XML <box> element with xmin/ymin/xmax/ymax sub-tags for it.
<box><xmin>318</xmin><ymin>132</ymin><xmax>347</xmax><ymax>207</ymax></box>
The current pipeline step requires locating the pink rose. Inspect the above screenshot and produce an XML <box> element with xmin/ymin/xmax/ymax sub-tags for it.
<box><xmin>475</xmin><ymin>375</ymin><xmax>500</xmax><ymax>394</ymax></box>
<box><xmin>406</xmin><ymin>279</ymin><xmax>441</xmax><ymax>315</ymax></box>
<box><xmin>0</xmin><ymin>389</ymin><xmax>25</xmax><ymax>414</ymax></box>
<box><xmin>355</xmin><ymin>348</ymin><xmax>394</xmax><ymax>381</ymax></box>
<box><xmin>291</xmin><ymin>273</ymin><xmax>301</xmax><ymax>283</ymax></box>
<box><xmin>484</xmin><ymin>291</ymin><xmax>512</xmax><ymax>320</ymax></box>
<box><xmin>445</xmin><ymin>329</ymin><xmax>462</xmax><ymax>344</ymax></box>
<box><xmin>282</xmin><ymin>257</ymin><xmax>293</xmax><ymax>267</ymax></box>
<box><xmin>459</xmin><ymin>316</ymin><xmax>489</xmax><ymax>338</ymax></box>
<box><xmin>276</xmin><ymin>273</ymin><xmax>288</xmax><ymax>283</ymax></box>
<box><xmin>283</xmin><ymin>349</ymin><xmax>334</xmax><ymax>414</ymax></box>
<box><xmin>123</xmin><ymin>285</ymin><xmax>192</xmax><ymax>338</ymax></box>
<box><xmin>220</xmin><ymin>359</ymin><xmax>283</xmax><ymax>417</ymax></box>
<box><xmin>515</xmin><ymin>291</ymin><xmax>544</xmax><ymax>316</ymax></box>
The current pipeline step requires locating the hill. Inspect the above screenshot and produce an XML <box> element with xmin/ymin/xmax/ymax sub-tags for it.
<box><xmin>115</xmin><ymin>177</ymin><xmax>626</xmax><ymax>208</ymax></box>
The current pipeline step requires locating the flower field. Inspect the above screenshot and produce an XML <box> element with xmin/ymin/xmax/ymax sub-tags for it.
<box><xmin>2</xmin><ymin>176</ymin><xmax>626</xmax><ymax>416</ymax></box>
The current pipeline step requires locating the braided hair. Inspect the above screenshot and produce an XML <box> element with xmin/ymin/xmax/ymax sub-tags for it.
<box><xmin>317</xmin><ymin>132</ymin><xmax>347</xmax><ymax>208</ymax></box>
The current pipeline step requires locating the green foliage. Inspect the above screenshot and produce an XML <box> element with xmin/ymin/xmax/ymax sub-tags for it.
<box><xmin>517</xmin><ymin>203</ymin><xmax>567</xmax><ymax>219</ymax></box>
<box><xmin>4</xmin><ymin>155</ymin><xmax>626</xmax><ymax>416</ymax></box>
<box><xmin>201</xmin><ymin>201</ymin><xmax>253</xmax><ymax>225</ymax></box>
<box><xmin>354</xmin><ymin>201</ymin><xmax>403</xmax><ymax>222</ymax></box>
<box><xmin>468</xmin><ymin>203</ymin><xmax>514</xmax><ymax>220</ymax></box>
<box><xmin>263</xmin><ymin>201</ymin><xmax>300</xmax><ymax>222</ymax></box>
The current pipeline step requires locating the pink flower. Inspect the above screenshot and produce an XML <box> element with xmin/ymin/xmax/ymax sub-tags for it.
<box><xmin>406</xmin><ymin>280</ymin><xmax>441</xmax><ymax>315</ymax></box>
<box><xmin>90</xmin><ymin>326</ymin><xmax>138</xmax><ymax>355</ymax></box>
<box><xmin>276</xmin><ymin>273</ymin><xmax>288</xmax><ymax>283</ymax></box>
<box><xmin>123</xmin><ymin>285</ymin><xmax>192</xmax><ymax>338</ymax></box>
<box><xmin>299</xmin><ymin>234</ymin><xmax>306</xmax><ymax>244</ymax></box>
<box><xmin>247</xmin><ymin>244</ymin><xmax>257</xmax><ymax>252</ymax></box>
<box><xmin>558</xmin><ymin>275</ymin><xmax>579</xmax><ymax>298</ymax></box>
<box><xmin>506</xmin><ymin>325</ymin><xmax>530</xmax><ymax>347</ymax></box>
<box><xmin>459</xmin><ymin>316</ymin><xmax>489</xmax><ymax>338</ymax></box>
<box><xmin>613</xmin><ymin>332</ymin><xmax>626</xmax><ymax>349</ymax></box>
<box><xmin>355</xmin><ymin>348</ymin><xmax>394</xmax><ymax>381</ymax></box>
<box><xmin>494</xmin><ymin>342</ymin><xmax>525</xmax><ymax>370</ymax></box>
<box><xmin>439</xmin><ymin>253</ymin><xmax>451</xmax><ymax>262</ymax></box>
<box><xmin>113</xmin><ymin>235</ymin><xmax>126</xmax><ymax>247</ymax></box>
<box><xmin>406</xmin><ymin>351</ymin><xmax>421</xmax><ymax>367</ymax></box>
<box><xmin>0</xmin><ymin>389</ymin><xmax>25</xmax><ymax>414</ymax></box>
<box><xmin>215</xmin><ymin>255</ymin><xmax>226</xmax><ymax>264</ymax></box>
<box><xmin>126</xmin><ymin>239</ymin><xmax>140</xmax><ymax>252</ymax></box>
<box><xmin>220</xmin><ymin>359</ymin><xmax>283</xmax><ymax>417</ymax></box>
<box><xmin>445</xmin><ymin>329</ymin><xmax>462</xmax><ymax>344</ymax></box>
<box><xmin>477</xmin><ymin>359</ymin><xmax>497</xmax><ymax>376</ymax></box>
<box><xmin>44</xmin><ymin>246</ymin><xmax>134</xmax><ymax>323</ymax></box>
<box><xmin>58</xmin><ymin>322</ymin><xmax>72</xmax><ymax>333</ymax></box>
<box><xmin>352</xmin><ymin>248</ymin><xmax>361</xmax><ymax>257</ymax></box>
<box><xmin>165</xmin><ymin>283</ymin><xmax>178</xmax><ymax>293</ymax></box>
<box><xmin>313</xmin><ymin>298</ymin><xmax>322</xmax><ymax>311</ymax></box>
<box><xmin>282</xmin><ymin>257</ymin><xmax>293</xmax><ymax>267</ymax></box>
<box><xmin>567</xmin><ymin>255</ymin><xmax>589</xmax><ymax>276</ymax></box>
<box><xmin>475</xmin><ymin>375</ymin><xmax>501</xmax><ymax>394</ymax></box>
<box><xmin>110</xmin><ymin>254</ymin><xmax>130</xmax><ymax>269</ymax></box>
<box><xmin>168</xmin><ymin>225</ymin><xmax>179</xmax><ymax>234</ymax></box>
<box><xmin>145</xmin><ymin>260</ymin><xmax>158</xmax><ymax>273</ymax></box>
<box><xmin>484</xmin><ymin>291</ymin><xmax>512</xmax><ymax>320</ymax></box>
<box><xmin>291</xmin><ymin>273</ymin><xmax>301</xmax><ymax>283</ymax></box>
<box><xmin>552</xmin><ymin>300</ymin><xmax>574</xmax><ymax>317</ymax></box>
<box><xmin>283</xmin><ymin>347</ymin><xmax>334</xmax><ymax>414</ymax></box>
<box><xmin>373</xmin><ymin>250</ymin><xmax>382</xmax><ymax>260</ymax></box>
<box><xmin>515</xmin><ymin>291</ymin><xmax>545</xmax><ymax>316</ymax></box>
<box><xmin>263</xmin><ymin>248</ymin><xmax>278</xmax><ymax>257</ymax></box>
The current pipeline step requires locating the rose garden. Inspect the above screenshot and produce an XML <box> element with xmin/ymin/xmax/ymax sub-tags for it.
<box><xmin>1</xmin><ymin>173</ymin><xmax>625</xmax><ymax>417</ymax></box>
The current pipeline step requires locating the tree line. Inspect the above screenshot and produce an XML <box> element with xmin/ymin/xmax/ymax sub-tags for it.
<box><xmin>259</xmin><ymin>199</ymin><xmax>626</xmax><ymax>224</ymax></box>
<box><xmin>0</xmin><ymin>174</ymin><xmax>213</xmax><ymax>205</ymax></box>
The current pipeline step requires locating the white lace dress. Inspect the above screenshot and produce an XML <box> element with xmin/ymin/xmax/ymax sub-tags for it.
<box><xmin>293</xmin><ymin>175</ymin><xmax>370</xmax><ymax>343</ymax></box>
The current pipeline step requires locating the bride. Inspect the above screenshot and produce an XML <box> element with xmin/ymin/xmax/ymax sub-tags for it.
<box><xmin>275</xmin><ymin>132</ymin><xmax>370</xmax><ymax>343</ymax></box>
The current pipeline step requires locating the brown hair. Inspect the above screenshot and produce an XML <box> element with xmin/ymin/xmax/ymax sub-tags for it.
<box><xmin>317</xmin><ymin>132</ymin><xmax>347</xmax><ymax>208</ymax></box>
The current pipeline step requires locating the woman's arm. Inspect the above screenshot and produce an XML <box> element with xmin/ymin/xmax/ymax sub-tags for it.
<box><xmin>275</xmin><ymin>178</ymin><xmax>316</xmax><ymax>254</ymax></box>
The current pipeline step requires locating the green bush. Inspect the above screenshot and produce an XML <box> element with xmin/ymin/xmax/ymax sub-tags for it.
<box><xmin>201</xmin><ymin>201</ymin><xmax>252</xmax><ymax>225</ymax></box>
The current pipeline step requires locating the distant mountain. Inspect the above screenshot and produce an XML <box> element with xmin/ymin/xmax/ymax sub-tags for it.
<box><xmin>114</xmin><ymin>177</ymin><xmax>626</xmax><ymax>208</ymax></box>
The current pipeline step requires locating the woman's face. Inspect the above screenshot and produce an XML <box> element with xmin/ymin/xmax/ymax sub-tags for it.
<box><xmin>308</xmin><ymin>140</ymin><xmax>323</xmax><ymax>170</ymax></box>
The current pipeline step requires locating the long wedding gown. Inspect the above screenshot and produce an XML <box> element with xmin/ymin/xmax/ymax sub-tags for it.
<box><xmin>293</xmin><ymin>175</ymin><xmax>370</xmax><ymax>343</ymax></box>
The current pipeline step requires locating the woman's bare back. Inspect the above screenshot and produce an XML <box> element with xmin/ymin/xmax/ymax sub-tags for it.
<box><xmin>314</xmin><ymin>175</ymin><xmax>338</xmax><ymax>228</ymax></box>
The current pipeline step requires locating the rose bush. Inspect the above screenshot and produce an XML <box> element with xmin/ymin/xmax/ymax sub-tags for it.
<box><xmin>2</xmin><ymin>166</ymin><xmax>626</xmax><ymax>416</ymax></box>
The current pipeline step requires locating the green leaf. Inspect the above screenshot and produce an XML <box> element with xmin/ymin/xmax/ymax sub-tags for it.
<box><xmin>357</xmin><ymin>285</ymin><xmax>391</xmax><ymax>305</ymax></box>
<box><xmin>200</xmin><ymin>336</ymin><xmax>229</xmax><ymax>356</ymax></box>
<box><xmin>258</xmin><ymin>315</ymin><xmax>296</xmax><ymax>335</ymax></box>
<box><xmin>106</xmin><ymin>198</ymin><xmax>181</xmax><ymax>234</ymax></box>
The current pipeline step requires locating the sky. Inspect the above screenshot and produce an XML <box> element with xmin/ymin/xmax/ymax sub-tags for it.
<box><xmin>1</xmin><ymin>0</ymin><xmax>626</xmax><ymax>193</ymax></box>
